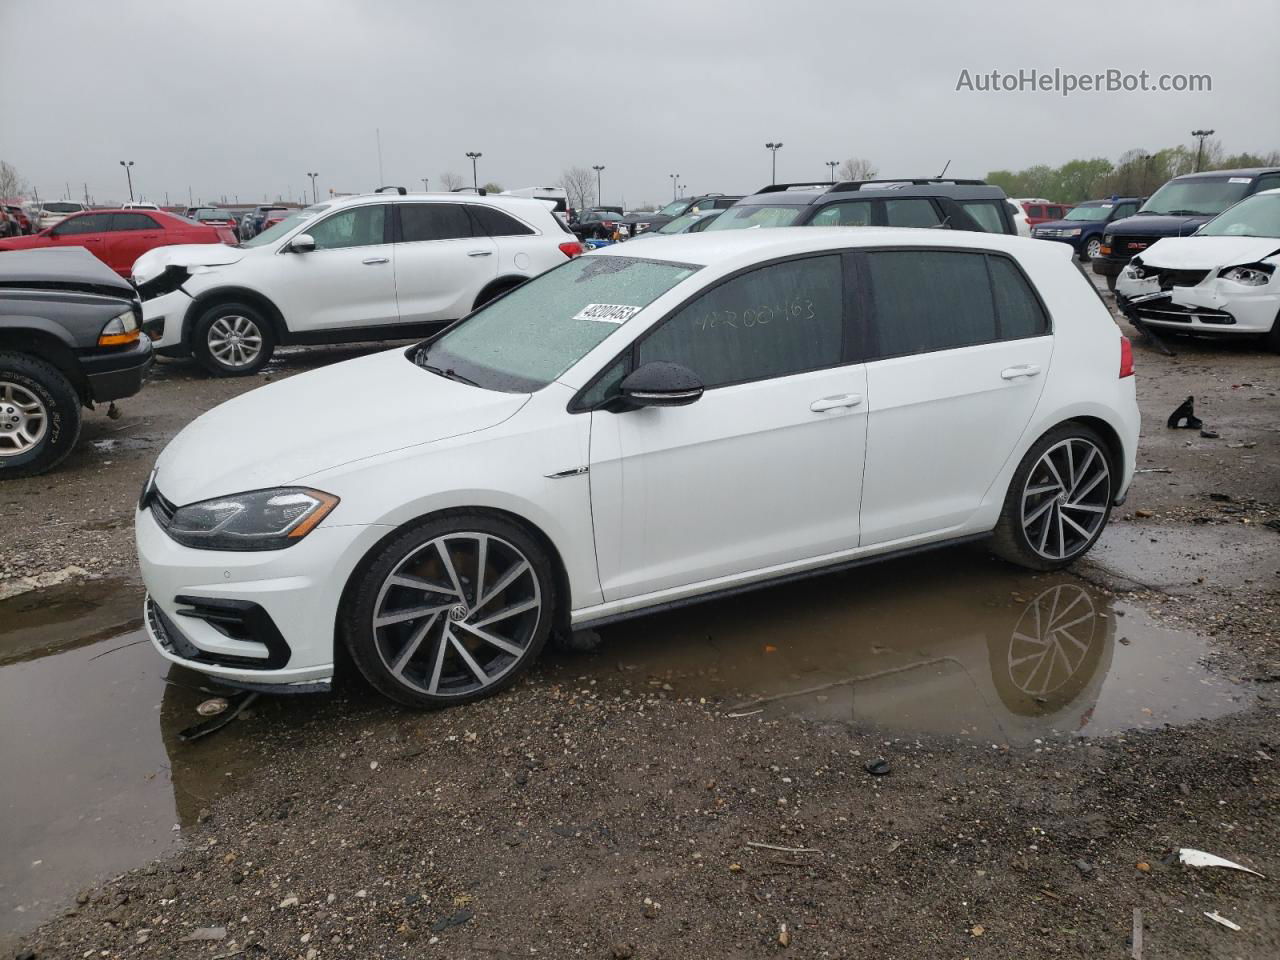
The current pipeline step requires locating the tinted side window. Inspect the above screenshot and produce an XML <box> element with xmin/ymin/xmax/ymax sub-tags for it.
<box><xmin>1250</xmin><ymin>174</ymin><xmax>1280</xmax><ymax>194</ymax></box>
<box><xmin>309</xmin><ymin>205</ymin><xmax>386</xmax><ymax>250</ymax></box>
<box><xmin>111</xmin><ymin>213</ymin><xmax>161</xmax><ymax>231</ymax></box>
<box><xmin>52</xmin><ymin>213</ymin><xmax>111</xmax><ymax>236</ymax></box>
<box><xmin>637</xmin><ymin>255</ymin><xmax>843</xmax><ymax>389</ymax></box>
<box><xmin>469</xmin><ymin>205</ymin><xmax>533</xmax><ymax>237</ymax></box>
<box><xmin>810</xmin><ymin>201</ymin><xmax>873</xmax><ymax>226</ymax></box>
<box><xmin>883</xmin><ymin>198</ymin><xmax>941</xmax><ymax>228</ymax></box>
<box><xmin>1029</xmin><ymin>205</ymin><xmax>1045</xmax><ymax>218</ymax></box>
<box><xmin>866</xmin><ymin>250</ymin><xmax>994</xmax><ymax>357</ymax></box>
<box><xmin>959</xmin><ymin>200</ymin><xmax>1005</xmax><ymax>233</ymax></box>
<box><xmin>1111</xmin><ymin>203</ymin><xmax>1137</xmax><ymax>219</ymax></box>
<box><xmin>399</xmin><ymin>203</ymin><xmax>474</xmax><ymax>242</ymax></box>
<box><xmin>989</xmin><ymin>257</ymin><xmax>1049</xmax><ymax>340</ymax></box>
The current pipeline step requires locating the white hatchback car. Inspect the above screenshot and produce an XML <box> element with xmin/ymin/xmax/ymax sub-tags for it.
<box><xmin>136</xmin><ymin>228</ymin><xmax>1139</xmax><ymax>707</ymax></box>
<box><xmin>131</xmin><ymin>191</ymin><xmax>583</xmax><ymax>375</ymax></box>
<box><xmin>1116</xmin><ymin>188</ymin><xmax>1280</xmax><ymax>350</ymax></box>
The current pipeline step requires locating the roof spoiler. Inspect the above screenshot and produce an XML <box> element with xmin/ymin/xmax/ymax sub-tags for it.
<box><xmin>375</xmin><ymin>186</ymin><xmax>407</xmax><ymax>195</ymax></box>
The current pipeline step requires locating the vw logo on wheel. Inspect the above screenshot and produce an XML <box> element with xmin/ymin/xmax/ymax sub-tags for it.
<box><xmin>449</xmin><ymin>603</ymin><xmax>469</xmax><ymax>622</ymax></box>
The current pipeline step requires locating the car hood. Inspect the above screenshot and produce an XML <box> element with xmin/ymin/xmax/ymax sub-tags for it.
<box><xmin>1036</xmin><ymin>218</ymin><xmax>1096</xmax><ymax>231</ymax></box>
<box><xmin>1137</xmin><ymin>235</ymin><xmax>1280</xmax><ymax>269</ymax></box>
<box><xmin>1107</xmin><ymin>214</ymin><xmax>1211</xmax><ymax>238</ymax></box>
<box><xmin>132</xmin><ymin>243</ymin><xmax>246</xmax><ymax>284</ymax></box>
<box><xmin>0</xmin><ymin>247</ymin><xmax>134</xmax><ymax>294</ymax></box>
<box><xmin>154</xmin><ymin>349</ymin><xmax>530</xmax><ymax>504</ymax></box>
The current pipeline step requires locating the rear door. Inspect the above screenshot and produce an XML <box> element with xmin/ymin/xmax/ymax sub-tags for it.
<box><xmin>858</xmin><ymin>248</ymin><xmax>1053</xmax><ymax>545</ymax></box>
<box><xmin>392</xmin><ymin>202</ymin><xmax>497</xmax><ymax>324</ymax></box>
<box><xmin>105</xmin><ymin>212</ymin><xmax>166</xmax><ymax>275</ymax></box>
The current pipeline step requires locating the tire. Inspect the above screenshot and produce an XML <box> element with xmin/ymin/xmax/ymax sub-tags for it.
<box><xmin>1084</xmin><ymin>237</ymin><xmax>1101</xmax><ymax>261</ymax></box>
<box><xmin>989</xmin><ymin>424</ymin><xmax>1115</xmax><ymax>571</ymax></box>
<box><xmin>192</xmin><ymin>301</ymin><xmax>276</xmax><ymax>376</ymax></box>
<box><xmin>0</xmin><ymin>352</ymin><xmax>82</xmax><ymax>479</ymax></box>
<box><xmin>340</xmin><ymin>512</ymin><xmax>557</xmax><ymax>709</ymax></box>
<box><xmin>1105</xmin><ymin>274</ymin><xmax>1117</xmax><ymax>292</ymax></box>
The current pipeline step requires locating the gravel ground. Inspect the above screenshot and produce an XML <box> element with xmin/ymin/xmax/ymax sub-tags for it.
<box><xmin>6</xmin><ymin>283</ymin><xmax>1279</xmax><ymax>959</ymax></box>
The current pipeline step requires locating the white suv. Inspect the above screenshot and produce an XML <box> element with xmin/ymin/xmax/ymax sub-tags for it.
<box><xmin>131</xmin><ymin>191</ymin><xmax>583</xmax><ymax>375</ymax></box>
<box><xmin>137</xmin><ymin>228</ymin><xmax>1139</xmax><ymax>708</ymax></box>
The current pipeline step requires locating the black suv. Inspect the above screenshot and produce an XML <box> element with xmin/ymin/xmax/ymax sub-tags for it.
<box><xmin>0</xmin><ymin>248</ymin><xmax>153</xmax><ymax>477</ymax></box>
<box><xmin>1091</xmin><ymin>167</ymin><xmax>1280</xmax><ymax>289</ymax></box>
<box><xmin>624</xmin><ymin>194</ymin><xmax>744</xmax><ymax>236</ymax></box>
<box><xmin>709</xmin><ymin>179</ymin><xmax>1018</xmax><ymax>234</ymax></box>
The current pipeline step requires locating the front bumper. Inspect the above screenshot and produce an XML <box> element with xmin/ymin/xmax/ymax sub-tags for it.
<box><xmin>1116</xmin><ymin>274</ymin><xmax>1279</xmax><ymax>334</ymax></box>
<box><xmin>1090</xmin><ymin>256</ymin><xmax>1126</xmax><ymax>278</ymax></box>
<box><xmin>136</xmin><ymin>502</ymin><xmax>388</xmax><ymax>685</ymax></box>
<box><xmin>1032</xmin><ymin>232</ymin><xmax>1084</xmax><ymax>254</ymax></box>
<box><xmin>139</xmin><ymin>288</ymin><xmax>194</xmax><ymax>353</ymax></box>
<box><xmin>79</xmin><ymin>335</ymin><xmax>154</xmax><ymax>403</ymax></box>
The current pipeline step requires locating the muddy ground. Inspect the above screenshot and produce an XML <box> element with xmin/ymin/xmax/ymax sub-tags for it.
<box><xmin>2</xmin><ymin>280</ymin><xmax>1278</xmax><ymax>959</ymax></box>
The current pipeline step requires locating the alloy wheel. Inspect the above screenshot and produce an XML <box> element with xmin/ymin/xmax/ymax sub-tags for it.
<box><xmin>1085</xmin><ymin>238</ymin><xmax>1101</xmax><ymax>260</ymax></box>
<box><xmin>371</xmin><ymin>533</ymin><xmax>542</xmax><ymax>698</ymax></box>
<box><xmin>0</xmin><ymin>381</ymin><xmax>48</xmax><ymax>457</ymax></box>
<box><xmin>1020</xmin><ymin>438</ymin><xmax>1110</xmax><ymax>561</ymax></box>
<box><xmin>1007</xmin><ymin>583</ymin><xmax>1098</xmax><ymax>697</ymax></box>
<box><xmin>207</xmin><ymin>315</ymin><xmax>264</xmax><ymax>368</ymax></box>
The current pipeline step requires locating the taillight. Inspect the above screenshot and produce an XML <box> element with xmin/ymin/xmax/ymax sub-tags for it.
<box><xmin>1119</xmin><ymin>335</ymin><xmax>1134</xmax><ymax>378</ymax></box>
<box><xmin>558</xmin><ymin>241</ymin><xmax>583</xmax><ymax>259</ymax></box>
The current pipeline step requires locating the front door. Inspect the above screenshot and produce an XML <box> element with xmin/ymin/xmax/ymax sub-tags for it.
<box><xmin>858</xmin><ymin>248</ymin><xmax>1053</xmax><ymax>545</ymax></box>
<box><xmin>589</xmin><ymin>253</ymin><xmax>868</xmax><ymax>602</ymax></box>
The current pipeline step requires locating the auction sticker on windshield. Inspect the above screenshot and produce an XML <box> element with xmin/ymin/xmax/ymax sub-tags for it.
<box><xmin>574</xmin><ymin>303</ymin><xmax>643</xmax><ymax>324</ymax></box>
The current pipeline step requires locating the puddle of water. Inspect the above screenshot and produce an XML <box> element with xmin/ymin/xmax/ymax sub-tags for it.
<box><xmin>595</xmin><ymin>546</ymin><xmax>1250</xmax><ymax>743</ymax></box>
<box><xmin>0</xmin><ymin>581</ymin><xmax>299</xmax><ymax>941</ymax></box>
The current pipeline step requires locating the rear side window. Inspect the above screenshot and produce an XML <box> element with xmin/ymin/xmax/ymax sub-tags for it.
<box><xmin>866</xmin><ymin>250</ymin><xmax>994</xmax><ymax>357</ymax></box>
<box><xmin>883</xmin><ymin>198</ymin><xmax>941</xmax><ymax>228</ymax></box>
<box><xmin>810</xmin><ymin>201</ymin><xmax>874</xmax><ymax>226</ymax></box>
<box><xmin>959</xmin><ymin>201</ymin><xmax>1005</xmax><ymax>233</ymax></box>
<box><xmin>989</xmin><ymin>257</ymin><xmax>1049</xmax><ymax>339</ymax></box>
<box><xmin>399</xmin><ymin>203</ymin><xmax>474</xmax><ymax>242</ymax></box>
<box><xmin>637</xmin><ymin>255</ymin><xmax>844</xmax><ymax>389</ymax></box>
<box><xmin>111</xmin><ymin>213</ymin><xmax>161</xmax><ymax>231</ymax></box>
<box><xmin>469</xmin><ymin>205</ymin><xmax>534</xmax><ymax>237</ymax></box>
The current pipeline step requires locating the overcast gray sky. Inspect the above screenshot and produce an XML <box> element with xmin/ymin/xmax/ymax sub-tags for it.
<box><xmin>2</xmin><ymin>0</ymin><xmax>1278</xmax><ymax>208</ymax></box>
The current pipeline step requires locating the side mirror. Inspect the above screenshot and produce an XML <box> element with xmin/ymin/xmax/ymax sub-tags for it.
<box><xmin>289</xmin><ymin>233</ymin><xmax>316</xmax><ymax>253</ymax></box>
<box><xmin>619</xmin><ymin>361</ymin><xmax>704</xmax><ymax>408</ymax></box>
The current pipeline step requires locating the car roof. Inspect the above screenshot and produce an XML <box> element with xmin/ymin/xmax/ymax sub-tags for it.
<box><xmin>324</xmin><ymin>191</ymin><xmax>555</xmax><ymax>217</ymax></box>
<box><xmin>733</xmin><ymin>180</ymin><xmax>1007</xmax><ymax>207</ymax></box>
<box><xmin>589</xmin><ymin>226</ymin><xmax>1054</xmax><ymax>269</ymax></box>
<box><xmin>1171</xmin><ymin>167</ymin><xmax>1280</xmax><ymax>181</ymax></box>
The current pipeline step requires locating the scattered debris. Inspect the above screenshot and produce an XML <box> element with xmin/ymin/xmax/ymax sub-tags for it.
<box><xmin>1178</xmin><ymin>848</ymin><xmax>1265</xmax><ymax>877</ymax></box>
<box><xmin>1130</xmin><ymin>908</ymin><xmax>1143</xmax><ymax>959</ymax></box>
<box><xmin>178</xmin><ymin>691</ymin><xmax>258</xmax><ymax>742</ymax></box>
<box><xmin>181</xmin><ymin>926</ymin><xmax>227</xmax><ymax>941</ymax></box>
<box><xmin>778</xmin><ymin>923</ymin><xmax>791</xmax><ymax>947</ymax></box>
<box><xmin>1134</xmin><ymin>467</ymin><xmax>1173</xmax><ymax>474</ymax></box>
<box><xmin>197</xmin><ymin>697</ymin><xmax>229</xmax><ymax>717</ymax></box>
<box><xmin>726</xmin><ymin>709</ymin><xmax>764</xmax><ymax>718</ymax></box>
<box><xmin>430</xmin><ymin>908</ymin><xmax>474</xmax><ymax>933</ymax></box>
<box><xmin>1166</xmin><ymin>396</ymin><xmax>1203</xmax><ymax>430</ymax></box>
<box><xmin>1136</xmin><ymin>860</ymin><xmax>1151</xmax><ymax>873</ymax></box>
<box><xmin>970</xmin><ymin>924</ymin><xmax>985</xmax><ymax>937</ymax></box>
<box><xmin>1199</xmin><ymin>429</ymin><xmax>1220</xmax><ymax>439</ymax></box>
<box><xmin>1204</xmin><ymin>911</ymin><xmax>1241</xmax><ymax>932</ymax></box>
<box><xmin>864</xmin><ymin>758</ymin><xmax>892</xmax><ymax>776</ymax></box>
<box><xmin>745</xmin><ymin>841</ymin><xmax>822</xmax><ymax>854</ymax></box>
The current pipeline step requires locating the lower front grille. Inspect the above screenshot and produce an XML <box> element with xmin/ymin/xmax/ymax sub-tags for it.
<box><xmin>146</xmin><ymin>593</ymin><xmax>292</xmax><ymax>670</ymax></box>
<box><xmin>1134</xmin><ymin>301</ymin><xmax>1235</xmax><ymax>325</ymax></box>
<box><xmin>1147</xmin><ymin>268</ymin><xmax>1209</xmax><ymax>290</ymax></box>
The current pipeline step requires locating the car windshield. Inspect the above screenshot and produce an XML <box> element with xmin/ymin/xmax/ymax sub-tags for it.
<box><xmin>1197</xmin><ymin>193</ymin><xmax>1280</xmax><ymax>238</ymax></box>
<box><xmin>704</xmin><ymin>204</ymin><xmax>805</xmax><ymax>230</ymax></box>
<box><xmin>657</xmin><ymin>200</ymin><xmax>688</xmax><ymax>217</ymax></box>
<box><xmin>241</xmin><ymin>204</ymin><xmax>329</xmax><ymax>247</ymax></box>
<box><xmin>1065</xmin><ymin>204</ymin><xmax>1112</xmax><ymax>222</ymax></box>
<box><xmin>416</xmin><ymin>255</ymin><xmax>700</xmax><ymax>392</ymax></box>
<box><xmin>657</xmin><ymin>212</ymin><xmax>704</xmax><ymax>234</ymax></box>
<box><xmin>43</xmin><ymin>202</ymin><xmax>81</xmax><ymax>213</ymax></box>
<box><xmin>1139</xmin><ymin>177</ymin><xmax>1252</xmax><ymax>216</ymax></box>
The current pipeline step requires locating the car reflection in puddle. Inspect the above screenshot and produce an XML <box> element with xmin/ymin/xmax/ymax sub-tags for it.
<box><xmin>594</xmin><ymin>546</ymin><xmax>1249</xmax><ymax>744</ymax></box>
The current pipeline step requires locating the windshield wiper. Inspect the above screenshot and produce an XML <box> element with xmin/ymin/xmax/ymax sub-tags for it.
<box><xmin>1162</xmin><ymin>210</ymin><xmax>1202</xmax><ymax>217</ymax></box>
<box><xmin>419</xmin><ymin>359</ymin><xmax>479</xmax><ymax>387</ymax></box>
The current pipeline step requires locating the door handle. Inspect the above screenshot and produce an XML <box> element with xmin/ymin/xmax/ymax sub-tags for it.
<box><xmin>1000</xmin><ymin>364</ymin><xmax>1041</xmax><ymax>380</ymax></box>
<box><xmin>362</xmin><ymin>256</ymin><xmax>390</xmax><ymax>265</ymax></box>
<box><xmin>809</xmin><ymin>393</ymin><xmax>863</xmax><ymax>412</ymax></box>
<box><xmin>467</xmin><ymin>249</ymin><xmax>493</xmax><ymax>257</ymax></box>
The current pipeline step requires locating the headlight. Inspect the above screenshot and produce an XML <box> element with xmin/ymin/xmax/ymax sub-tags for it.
<box><xmin>1219</xmin><ymin>263</ymin><xmax>1274</xmax><ymax>286</ymax></box>
<box><xmin>98</xmin><ymin>310</ymin><xmax>140</xmax><ymax>346</ymax></box>
<box><xmin>1124</xmin><ymin>258</ymin><xmax>1146</xmax><ymax>280</ymax></box>
<box><xmin>164</xmin><ymin>487</ymin><xmax>339</xmax><ymax>551</ymax></box>
<box><xmin>1103</xmin><ymin>234</ymin><xmax>1113</xmax><ymax>246</ymax></box>
<box><xmin>1067</xmin><ymin>228</ymin><xmax>1082</xmax><ymax>237</ymax></box>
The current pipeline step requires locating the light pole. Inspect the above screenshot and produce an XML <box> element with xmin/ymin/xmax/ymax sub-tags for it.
<box><xmin>465</xmin><ymin>151</ymin><xmax>482</xmax><ymax>190</ymax></box>
<box><xmin>669</xmin><ymin>173</ymin><xmax>679</xmax><ymax>201</ymax></box>
<box><xmin>306</xmin><ymin>172</ymin><xmax>319</xmax><ymax>204</ymax></box>
<box><xmin>421</xmin><ymin>177</ymin><xmax>429</xmax><ymax>192</ymax></box>
<box><xmin>119</xmin><ymin>160</ymin><xmax>135</xmax><ymax>201</ymax></box>
<box><xmin>826</xmin><ymin>160</ymin><xmax>838</xmax><ymax>183</ymax></box>
<box><xmin>765</xmin><ymin>142</ymin><xmax>783</xmax><ymax>184</ymax></box>
<box><xmin>1191</xmin><ymin>129</ymin><xmax>1215</xmax><ymax>172</ymax></box>
<box><xmin>592</xmin><ymin>165</ymin><xmax>605</xmax><ymax>206</ymax></box>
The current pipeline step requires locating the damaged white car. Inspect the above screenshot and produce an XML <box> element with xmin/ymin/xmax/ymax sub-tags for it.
<box><xmin>1117</xmin><ymin>189</ymin><xmax>1280</xmax><ymax>350</ymax></box>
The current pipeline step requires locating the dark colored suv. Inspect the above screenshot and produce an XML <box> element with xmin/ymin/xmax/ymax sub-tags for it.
<box><xmin>708</xmin><ymin>179</ymin><xmax>1018</xmax><ymax>235</ymax></box>
<box><xmin>1091</xmin><ymin>167</ymin><xmax>1280</xmax><ymax>289</ymax></box>
<box><xmin>624</xmin><ymin>194</ymin><xmax>744</xmax><ymax>236</ymax></box>
<box><xmin>0</xmin><ymin>247</ymin><xmax>153</xmax><ymax>477</ymax></box>
<box><xmin>1032</xmin><ymin>197</ymin><xmax>1144</xmax><ymax>261</ymax></box>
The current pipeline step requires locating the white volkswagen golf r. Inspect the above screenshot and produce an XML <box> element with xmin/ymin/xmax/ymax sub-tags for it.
<box><xmin>136</xmin><ymin>228</ymin><xmax>1139</xmax><ymax>707</ymax></box>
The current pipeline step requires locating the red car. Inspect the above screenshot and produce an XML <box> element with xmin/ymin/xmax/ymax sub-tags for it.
<box><xmin>1019</xmin><ymin>201</ymin><xmax>1073</xmax><ymax>227</ymax></box>
<box><xmin>0</xmin><ymin>208</ymin><xmax>236</xmax><ymax>278</ymax></box>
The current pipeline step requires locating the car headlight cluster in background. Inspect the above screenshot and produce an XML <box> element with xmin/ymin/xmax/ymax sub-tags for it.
<box><xmin>165</xmin><ymin>487</ymin><xmax>339</xmax><ymax>551</ymax></box>
<box><xmin>1219</xmin><ymin>263</ymin><xmax>1274</xmax><ymax>286</ymax></box>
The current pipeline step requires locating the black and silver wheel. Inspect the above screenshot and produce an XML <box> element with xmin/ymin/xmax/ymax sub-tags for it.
<box><xmin>991</xmin><ymin>425</ymin><xmax>1114</xmax><ymax>570</ymax></box>
<box><xmin>193</xmin><ymin>302</ymin><xmax>275</xmax><ymax>376</ymax></box>
<box><xmin>342</xmin><ymin>513</ymin><xmax>556</xmax><ymax>708</ymax></box>
<box><xmin>0</xmin><ymin>352</ymin><xmax>82</xmax><ymax>479</ymax></box>
<box><xmin>1084</xmin><ymin>237</ymin><xmax>1101</xmax><ymax>261</ymax></box>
